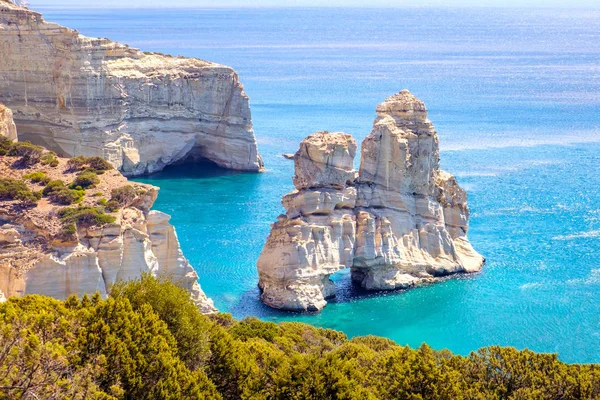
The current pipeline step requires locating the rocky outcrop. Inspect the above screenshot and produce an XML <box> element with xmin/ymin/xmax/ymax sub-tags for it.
<box><xmin>257</xmin><ymin>91</ymin><xmax>484</xmax><ymax>311</ymax></box>
<box><xmin>0</xmin><ymin>151</ymin><xmax>216</xmax><ymax>313</ymax></box>
<box><xmin>0</xmin><ymin>105</ymin><xmax>17</xmax><ymax>141</ymax></box>
<box><xmin>0</xmin><ymin>2</ymin><xmax>263</xmax><ymax>175</ymax></box>
<box><xmin>257</xmin><ymin>132</ymin><xmax>357</xmax><ymax>311</ymax></box>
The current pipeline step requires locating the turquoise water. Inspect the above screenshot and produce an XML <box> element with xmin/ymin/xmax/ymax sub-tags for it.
<box><xmin>39</xmin><ymin>7</ymin><xmax>600</xmax><ymax>363</ymax></box>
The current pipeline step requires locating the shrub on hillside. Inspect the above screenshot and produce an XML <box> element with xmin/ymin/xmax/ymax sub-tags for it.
<box><xmin>7</xmin><ymin>141</ymin><xmax>43</xmax><ymax>166</ymax></box>
<box><xmin>0</xmin><ymin>178</ymin><xmax>40</xmax><ymax>205</ymax></box>
<box><xmin>1</xmin><ymin>277</ymin><xmax>599</xmax><ymax>399</ymax></box>
<box><xmin>43</xmin><ymin>180</ymin><xmax>84</xmax><ymax>205</ymax></box>
<box><xmin>0</xmin><ymin>136</ymin><xmax>13</xmax><ymax>155</ymax></box>
<box><xmin>23</xmin><ymin>171</ymin><xmax>50</xmax><ymax>185</ymax></box>
<box><xmin>70</xmin><ymin>170</ymin><xmax>100</xmax><ymax>189</ymax></box>
<box><xmin>40</xmin><ymin>151</ymin><xmax>59</xmax><ymax>167</ymax></box>
<box><xmin>58</xmin><ymin>206</ymin><xmax>116</xmax><ymax>227</ymax></box>
<box><xmin>67</xmin><ymin>155</ymin><xmax>113</xmax><ymax>172</ymax></box>
<box><xmin>110</xmin><ymin>185</ymin><xmax>137</xmax><ymax>208</ymax></box>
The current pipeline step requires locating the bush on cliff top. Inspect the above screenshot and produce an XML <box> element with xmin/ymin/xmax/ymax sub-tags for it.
<box><xmin>67</xmin><ymin>155</ymin><xmax>113</xmax><ymax>172</ymax></box>
<box><xmin>23</xmin><ymin>171</ymin><xmax>50</xmax><ymax>185</ymax></box>
<box><xmin>0</xmin><ymin>178</ymin><xmax>40</xmax><ymax>205</ymax></box>
<box><xmin>0</xmin><ymin>276</ymin><xmax>598</xmax><ymax>400</ymax></box>
<box><xmin>40</xmin><ymin>151</ymin><xmax>59</xmax><ymax>167</ymax></box>
<box><xmin>70</xmin><ymin>170</ymin><xmax>100</xmax><ymax>189</ymax></box>
<box><xmin>6</xmin><ymin>141</ymin><xmax>44</xmax><ymax>166</ymax></box>
<box><xmin>43</xmin><ymin>179</ymin><xmax>84</xmax><ymax>205</ymax></box>
<box><xmin>108</xmin><ymin>185</ymin><xmax>137</xmax><ymax>210</ymax></box>
<box><xmin>58</xmin><ymin>206</ymin><xmax>116</xmax><ymax>227</ymax></box>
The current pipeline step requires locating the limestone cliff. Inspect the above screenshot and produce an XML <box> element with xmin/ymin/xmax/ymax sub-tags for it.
<box><xmin>0</xmin><ymin>136</ymin><xmax>216</xmax><ymax>313</ymax></box>
<box><xmin>0</xmin><ymin>2</ymin><xmax>263</xmax><ymax>175</ymax></box>
<box><xmin>0</xmin><ymin>105</ymin><xmax>17</xmax><ymax>141</ymax></box>
<box><xmin>257</xmin><ymin>90</ymin><xmax>484</xmax><ymax>311</ymax></box>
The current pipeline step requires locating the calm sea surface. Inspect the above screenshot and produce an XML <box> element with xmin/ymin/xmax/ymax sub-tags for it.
<box><xmin>38</xmin><ymin>6</ymin><xmax>600</xmax><ymax>363</ymax></box>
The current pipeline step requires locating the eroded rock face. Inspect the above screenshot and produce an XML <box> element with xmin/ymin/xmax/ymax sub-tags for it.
<box><xmin>0</xmin><ymin>105</ymin><xmax>17</xmax><ymax>141</ymax></box>
<box><xmin>0</xmin><ymin>154</ymin><xmax>216</xmax><ymax>313</ymax></box>
<box><xmin>0</xmin><ymin>2</ymin><xmax>263</xmax><ymax>175</ymax></box>
<box><xmin>257</xmin><ymin>91</ymin><xmax>484</xmax><ymax>311</ymax></box>
<box><xmin>257</xmin><ymin>132</ymin><xmax>357</xmax><ymax>311</ymax></box>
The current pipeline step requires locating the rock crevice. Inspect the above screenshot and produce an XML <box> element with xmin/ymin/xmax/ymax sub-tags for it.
<box><xmin>257</xmin><ymin>91</ymin><xmax>484</xmax><ymax>311</ymax></box>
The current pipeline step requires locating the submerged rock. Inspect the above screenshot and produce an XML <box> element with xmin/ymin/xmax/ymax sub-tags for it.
<box><xmin>0</xmin><ymin>2</ymin><xmax>263</xmax><ymax>176</ymax></box>
<box><xmin>257</xmin><ymin>91</ymin><xmax>484</xmax><ymax>311</ymax></box>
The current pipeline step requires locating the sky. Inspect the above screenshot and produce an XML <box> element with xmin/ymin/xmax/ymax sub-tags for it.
<box><xmin>28</xmin><ymin>0</ymin><xmax>600</xmax><ymax>8</ymax></box>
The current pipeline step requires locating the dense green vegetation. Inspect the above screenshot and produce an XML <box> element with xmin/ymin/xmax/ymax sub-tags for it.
<box><xmin>0</xmin><ymin>276</ymin><xmax>597</xmax><ymax>400</ymax></box>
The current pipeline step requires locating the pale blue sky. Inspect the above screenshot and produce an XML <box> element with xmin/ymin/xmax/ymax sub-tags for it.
<box><xmin>29</xmin><ymin>0</ymin><xmax>600</xmax><ymax>8</ymax></box>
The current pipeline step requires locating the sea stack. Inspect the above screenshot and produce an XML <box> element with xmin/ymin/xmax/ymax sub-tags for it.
<box><xmin>0</xmin><ymin>1</ymin><xmax>263</xmax><ymax>175</ymax></box>
<box><xmin>257</xmin><ymin>132</ymin><xmax>358</xmax><ymax>311</ymax></box>
<box><xmin>257</xmin><ymin>90</ymin><xmax>484</xmax><ymax>311</ymax></box>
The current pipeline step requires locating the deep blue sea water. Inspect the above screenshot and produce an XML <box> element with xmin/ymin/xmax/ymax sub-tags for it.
<box><xmin>38</xmin><ymin>6</ymin><xmax>600</xmax><ymax>363</ymax></box>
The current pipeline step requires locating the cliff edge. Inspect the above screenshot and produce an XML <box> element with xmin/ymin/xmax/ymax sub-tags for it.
<box><xmin>0</xmin><ymin>2</ymin><xmax>263</xmax><ymax>175</ymax></box>
<box><xmin>257</xmin><ymin>90</ymin><xmax>484</xmax><ymax>311</ymax></box>
<box><xmin>0</xmin><ymin>104</ymin><xmax>216</xmax><ymax>312</ymax></box>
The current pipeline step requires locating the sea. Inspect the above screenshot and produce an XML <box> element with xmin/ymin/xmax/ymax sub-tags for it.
<box><xmin>37</xmin><ymin>6</ymin><xmax>600</xmax><ymax>363</ymax></box>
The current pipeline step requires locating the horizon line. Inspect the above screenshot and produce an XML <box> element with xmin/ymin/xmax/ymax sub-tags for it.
<box><xmin>32</xmin><ymin>5</ymin><xmax>600</xmax><ymax>10</ymax></box>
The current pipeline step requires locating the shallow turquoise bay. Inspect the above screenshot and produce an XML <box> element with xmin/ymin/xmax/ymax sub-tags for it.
<box><xmin>40</xmin><ymin>6</ymin><xmax>600</xmax><ymax>363</ymax></box>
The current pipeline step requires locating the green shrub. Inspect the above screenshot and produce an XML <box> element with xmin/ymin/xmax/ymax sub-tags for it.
<box><xmin>58</xmin><ymin>206</ymin><xmax>116</xmax><ymax>227</ymax></box>
<box><xmin>23</xmin><ymin>171</ymin><xmax>50</xmax><ymax>185</ymax></box>
<box><xmin>97</xmin><ymin>198</ymin><xmax>108</xmax><ymax>206</ymax></box>
<box><xmin>40</xmin><ymin>152</ymin><xmax>59</xmax><ymax>167</ymax></box>
<box><xmin>7</xmin><ymin>141</ymin><xmax>44</xmax><ymax>166</ymax></box>
<box><xmin>70</xmin><ymin>170</ymin><xmax>100</xmax><ymax>189</ymax></box>
<box><xmin>92</xmin><ymin>191</ymin><xmax>103</xmax><ymax>197</ymax></box>
<box><xmin>42</xmin><ymin>179</ymin><xmax>66</xmax><ymax>196</ymax></box>
<box><xmin>60</xmin><ymin>222</ymin><xmax>77</xmax><ymax>238</ymax></box>
<box><xmin>49</xmin><ymin>187</ymin><xmax>84</xmax><ymax>205</ymax></box>
<box><xmin>67</xmin><ymin>155</ymin><xmax>113</xmax><ymax>172</ymax></box>
<box><xmin>0</xmin><ymin>136</ymin><xmax>13</xmax><ymax>155</ymax></box>
<box><xmin>110</xmin><ymin>185</ymin><xmax>137</xmax><ymax>208</ymax></box>
<box><xmin>106</xmin><ymin>199</ymin><xmax>120</xmax><ymax>212</ymax></box>
<box><xmin>0</xmin><ymin>178</ymin><xmax>39</xmax><ymax>205</ymax></box>
<box><xmin>42</xmin><ymin>179</ymin><xmax>83</xmax><ymax>205</ymax></box>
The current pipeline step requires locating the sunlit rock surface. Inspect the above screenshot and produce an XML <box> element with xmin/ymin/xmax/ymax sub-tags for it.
<box><xmin>0</xmin><ymin>2</ymin><xmax>263</xmax><ymax>175</ymax></box>
<box><xmin>257</xmin><ymin>91</ymin><xmax>484</xmax><ymax>311</ymax></box>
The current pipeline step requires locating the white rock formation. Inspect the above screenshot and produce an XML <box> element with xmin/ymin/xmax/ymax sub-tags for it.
<box><xmin>0</xmin><ymin>164</ymin><xmax>216</xmax><ymax>313</ymax></box>
<box><xmin>0</xmin><ymin>2</ymin><xmax>263</xmax><ymax>175</ymax></box>
<box><xmin>257</xmin><ymin>91</ymin><xmax>484</xmax><ymax>311</ymax></box>
<box><xmin>257</xmin><ymin>132</ymin><xmax>357</xmax><ymax>311</ymax></box>
<box><xmin>0</xmin><ymin>105</ymin><xmax>17</xmax><ymax>141</ymax></box>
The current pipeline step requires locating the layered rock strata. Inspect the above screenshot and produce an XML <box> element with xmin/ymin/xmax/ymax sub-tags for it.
<box><xmin>257</xmin><ymin>131</ymin><xmax>357</xmax><ymax>311</ymax></box>
<box><xmin>0</xmin><ymin>2</ymin><xmax>263</xmax><ymax>175</ymax></box>
<box><xmin>0</xmin><ymin>146</ymin><xmax>216</xmax><ymax>313</ymax></box>
<box><xmin>257</xmin><ymin>90</ymin><xmax>484</xmax><ymax>311</ymax></box>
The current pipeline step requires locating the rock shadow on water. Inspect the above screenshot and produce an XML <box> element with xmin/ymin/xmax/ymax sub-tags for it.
<box><xmin>231</xmin><ymin>269</ymin><xmax>482</xmax><ymax>320</ymax></box>
<box><xmin>134</xmin><ymin>159</ymin><xmax>245</xmax><ymax>180</ymax></box>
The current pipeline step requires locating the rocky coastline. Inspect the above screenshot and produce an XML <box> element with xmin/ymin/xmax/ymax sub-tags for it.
<box><xmin>0</xmin><ymin>103</ymin><xmax>216</xmax><ymax>312</ymax></box>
